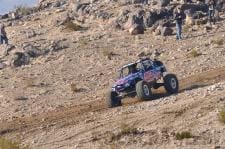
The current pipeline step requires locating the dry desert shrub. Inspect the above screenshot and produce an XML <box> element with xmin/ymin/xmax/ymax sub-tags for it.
<box><xmin>218</xmin><ymin>107</ymin><xmax>225</xmax><ymax>124</ymax></box>
<box><xmin>0</xmin><ymin>137</ymin><xmax>28</xmax><ymax>149</ymax></box>
<box><xmin>212</xmin><ymin>38</ymin><xmax>224</xmax><ymax>46</ymax></box>
<box><xmin>65</xmin><ymin>21</ymin><xmax>83</xmax><ymax>31</ymax></box>
<box><xmin>186</xmin><ymin>48</ymin><xmax>202</xmax><ymax>58</ymax></box>
<box><xmin>175</xmin><ymin>131</ymin><xmax>193</xmax><ymax>140</ymax></box>
<box><xmin>102</xmin><ymin>49</ymin><xmax>114</xmax><ymax>60</ymax></box>
<box><xmin>70</xmin><ymin>83</ymin><xmax>82</xmax><ymax>93</ymax></box>
<box><xmin>109</xmin><ymin>122</ymin><xmax>140</xmax><ymax>142</ymax></box>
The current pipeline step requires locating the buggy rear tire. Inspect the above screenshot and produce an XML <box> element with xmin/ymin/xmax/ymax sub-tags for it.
<box><xmin>136</xmin><ymin>81</ymin><xmax>152</xmax><ymax>100</ymax></box>
<box><xmin>164</xmin><ymin>74</ymin><xmax>179</xmax><ymax>94</ymax></box>
<box><xmin>107</xmin><ymin>91</ymin><xmax>121</xmax><ymax>108</ymax></box>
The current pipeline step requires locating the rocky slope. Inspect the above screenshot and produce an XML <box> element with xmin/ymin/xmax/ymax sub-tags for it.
<box><xmin>0</xmin><ymin>0</ymin><xmax>225</xmax><ymax>148</ymax></box>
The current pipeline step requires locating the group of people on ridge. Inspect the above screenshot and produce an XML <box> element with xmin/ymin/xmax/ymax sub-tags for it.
<box><xmin>0</xmin><ymin>0</ymin><xmax>223</xmax><ymax>45</ymax></box>
<box><xmin>174</xmin><ymin>0</ymin><xmax>221</xmax><ymax>40</ymax></box>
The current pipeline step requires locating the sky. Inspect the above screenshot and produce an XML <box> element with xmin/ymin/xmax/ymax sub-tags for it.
<box><xmin>0</xmin><ymin>0</ymin><xmax>37</xmax><ymax>15</ymax></box>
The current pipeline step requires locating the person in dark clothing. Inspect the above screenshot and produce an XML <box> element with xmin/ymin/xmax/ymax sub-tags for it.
<box><xmin>0</xmin><ymin>24</ymin><xmax>8</xmax><ymax>45</ymax></box>
<box><xmin>174</xmin><ymin>6</ymin><xmax>185</xmax><ymax>40</ymax></box>
<box><xmin>208</xmin><ymin>0</ymin><xmax>216</xmax><ymax>25</ymax></box>
<box><xmin>215</xmin><ymin>0</ymin><xmax>224</xmax><ymax>21</ymax></box>
<box><xmin>129</xmin><ymin>64</ymin><xmax>138</xmax><ymax>74</ymax></box>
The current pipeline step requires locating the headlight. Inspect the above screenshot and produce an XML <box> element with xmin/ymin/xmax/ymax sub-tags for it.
<box><xmin>112</xmin><ymin>87</ymin><xmax>116</xmax><ymax>91</ymax></box>
<box><xmin>125</xmin><ymin>83</ymin><xmax>130</xmax><ymax>87</ymax></box>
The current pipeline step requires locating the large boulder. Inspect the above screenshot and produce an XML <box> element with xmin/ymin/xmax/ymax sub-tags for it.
<box><xmin>145</xmin><ymin>11</ymin><xmax>158</xmax><ymax>27</ymax></box>
<box><xmin>129</xmin><ymin>24</ymin><xmax>144</xmax><ymax>35</ymax></box>
<box><xmin>38</xmin><ymin>0</ymin><xmax>66</xmax><ymax>10</ymax></box>
<box><xmin>181</xmin><ymin>4</ymin><xmax>208</xmax><ymax>13</ymax></box>
<box><xmin>69</xmin><ymin>1</ymin><xmax>90</xmax><ymax>15</ymax></box>
<box><xmin>12</xmin><ymin>52</ymin><xmax>30</xmax><ymax>67</ymax></box>
<box><xmin>161</xmin><ymin>26</ymin><xmax>173</xmax><ymax>36</ymax></box>
<box><xmin>23</xmin><ymin>44</ymin><xmax>44</xmax><ymax>58</ymax></box>
<box><xmin>158</xmin><ymin>0</ymin><xmax>170</xmax><ymax>7</ymax></box>
<box><xmin>0</xmin><ymin>14</ymin><xmax>9</xmax><ymax>19</ymax></box>
<box><xmin>110</xmin><ymin>9</ymin><xmax>130</xmax><ymax>29</ymax></box>
<box><xmin>124</xmin><ymin>9</ymin><xmax>145</xmax><ymax>35</ymax></box>
<box><xmin>77</xmin><ymin>4</ymin><xmax>91</xmax><ymax>16</ymax></box>
<box><xmin>145</xmin><ymin>8</ymin><xmax>173</xmax><ymax>27</ymax></box>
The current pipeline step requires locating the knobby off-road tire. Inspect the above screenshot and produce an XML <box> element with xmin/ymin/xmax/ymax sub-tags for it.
<box><xmin>107</xmin><ymin>91</ymin><xmax>121</xmax><ymax>108</ymax></box>
<box><xmin>164</xmin><ymin>74</ymin><xmax>179</xmax><ymax>94</ymax></box>
<box><xmin>136</xmin><ymin>81</ymin><xmax>152</xmax><ymax>100</ymax></box>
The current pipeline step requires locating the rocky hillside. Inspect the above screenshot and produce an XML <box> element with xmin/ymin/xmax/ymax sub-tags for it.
<box><xmin>0</xmin><ymin>0</ymin><xmax>225</xmax><ymax>148</ymax></box>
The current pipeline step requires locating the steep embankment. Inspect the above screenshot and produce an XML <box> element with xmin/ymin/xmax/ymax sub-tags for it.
<box><xmin>0</xmin><ymin>66</ymin><xmax>225</xmax><ymax>148</ymax></box>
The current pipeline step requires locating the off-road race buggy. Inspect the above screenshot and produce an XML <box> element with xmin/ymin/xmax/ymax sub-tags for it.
<box><xmin>107</xmin><ymin>58</ymin><xmax>179</xmax><ymax>108</ymax></box>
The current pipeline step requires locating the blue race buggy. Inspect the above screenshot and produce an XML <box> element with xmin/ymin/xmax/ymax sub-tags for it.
<box><xmin>107</xmin><ymin>58</ymin><xmax>179</xmax><ymax>108</ymax></box>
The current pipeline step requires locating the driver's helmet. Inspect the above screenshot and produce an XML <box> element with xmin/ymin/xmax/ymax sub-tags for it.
<box><xmin>129</xmin><ymin>64</ymin><xmax>138</xmax><ymax>74</ymax></box>
<box><xmin>142</xmin><ymin>60</ymin><xmax>153</xmax><ymax>70</ymax></box>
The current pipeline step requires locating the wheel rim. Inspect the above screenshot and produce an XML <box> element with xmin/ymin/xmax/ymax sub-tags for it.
<box><xmin>143</xmin><ymin>84</ymin><xmax>150</xmax><ymax>96</ymax></box>
<box><xmin>170</xmin><ymin>78</ymin><xmax>177</xmax><ymax>89</ymax></box>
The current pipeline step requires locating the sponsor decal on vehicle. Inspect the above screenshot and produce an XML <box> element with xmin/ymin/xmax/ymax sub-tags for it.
<box><xmin>144</xmin><ymin>70</ymin><xmax>161</xmax><ymax>82</ymax></box>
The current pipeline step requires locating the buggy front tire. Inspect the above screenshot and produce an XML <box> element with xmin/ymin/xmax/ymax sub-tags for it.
<box><xmin>107</xmin><ymin>91</ymin><xmax>121</xmax><ymax>108</ymax></box>
<box><xmin>164</xmin><ymin>74</ymin><xmax>179</xmax><ymax>94</ymax></box>
<box><xmin>136</xmin><ymin>81</ymin><xmax>152</xmax><ymax>100</ymax></box>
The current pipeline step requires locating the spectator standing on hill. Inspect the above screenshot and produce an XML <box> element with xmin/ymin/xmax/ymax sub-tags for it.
<box><xmin>0</xmin><ymin>24</ymin><xmax>8</xmax><ymax>45</ymax></box>
<box><xmin>174</xmin><ymin>6</ymin><xmax>185</xmax><ymax>40</ymax></box>
<box><xmin>215</xmin><ymin>0</ymin><xmax>224</xmax><ymax>21</ymax></box>
<box><xmin>208</xmin><ymin>0</ymin><xmax>216</xmax><ymax>25</ymax></box>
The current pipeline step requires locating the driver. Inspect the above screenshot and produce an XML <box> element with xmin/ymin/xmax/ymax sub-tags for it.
<box><xmin>142</xmin><ymin>60</ymin><xmax>153</xmax><ymax>70</ymax></box>
<box><xmin>129</xmin><ymin>64</ymin><xmax>138</xmax><ymax>74</ymax></box>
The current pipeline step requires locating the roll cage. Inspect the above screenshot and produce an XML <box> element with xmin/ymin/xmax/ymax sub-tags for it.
<box><xmin>119</xmin><ymin>58</ymin><xmax>155</xmax><ymax>78</ymax></box>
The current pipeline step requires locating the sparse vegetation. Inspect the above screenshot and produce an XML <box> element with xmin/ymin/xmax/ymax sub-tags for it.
<box><xmin>212</xmin><ymin>39</ymin><xmax>224</xmax><ymax>46</ymax></box>
<box><xmin>70</xmin><ymin>83</ymin><xmax>82</xmax><ymax>93</ymax></box>
<box><xmin>120</xmin><ymin>123</ymin><xmax>139</xmax><ymax>135</ymax></box>
<box><xmin>0</xmin><ymin>137</ymin><xmax>20</xmax><ymax>149</ymax></box>
<box><xmin>65</xmin><ymin>21</ymin><xmax>83</xmax><ymax>31</ymax></box>
<box><xmin>175</xmin><ymin>131</ymin><xmax>193</xmax><ymax>140</ymax></box>
<box><xmin>163</xmin><ymin>108</ymin><xmax>186</xmax><ymax>117</ymax></box>
<box><xmin>78</xmin><ymin>36</ymin><xmax>90</xmax><ymax>48</ymax></box>
<box><xmin>218</xmin><ymin>107</ymin><xmax>225</xmax><ymax>124</ymax></box>
<box><xmin>186</xmin><ymin>48</ymin><xmax>202</xmax><ymax>58</ymax></box>
<box><xmin>109</xmin><ymin>123</ymin><xmax>140</xmax><ymax>142</ymax></box>
<box><xmin>15</xmin><ymin>5</ymin><xmax>36</xmax><ymax>16</ymax></box>
<box><xmin>102</xmin><ymin>49</ymin><xmax>113</xmax><ymax>60</ymax></box>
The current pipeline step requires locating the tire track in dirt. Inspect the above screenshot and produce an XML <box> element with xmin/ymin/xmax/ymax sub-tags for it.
<box><xmin>1</xmin><ymin>66</ymin><xmax>225</xmax><ymax>136</ymax></box>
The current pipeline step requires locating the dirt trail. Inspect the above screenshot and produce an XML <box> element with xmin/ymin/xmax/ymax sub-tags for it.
<box><xmin>1</xmin><ymin>66</ymin><xmax>225</xmax><ymax>137</ymax></box>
